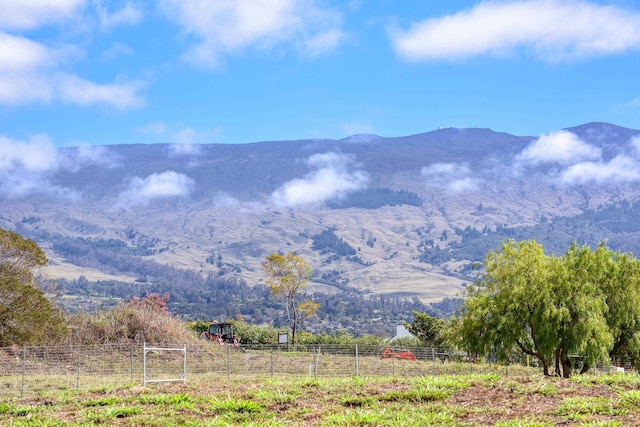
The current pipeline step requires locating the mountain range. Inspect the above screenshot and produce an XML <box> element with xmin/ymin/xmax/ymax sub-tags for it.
<box><xmin>3</xmin><ymin>122</ymin><xmax>640</xmax><ymax>319</ymax></box>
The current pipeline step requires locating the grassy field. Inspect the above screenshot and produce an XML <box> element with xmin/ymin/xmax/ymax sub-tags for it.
<box><xmin>2</xmin><ymin>367</ymin><xmax>640</xmax><ymax>426</ymax></box>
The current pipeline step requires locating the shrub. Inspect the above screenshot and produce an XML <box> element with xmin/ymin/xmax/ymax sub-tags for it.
<box><xmin>64</xmin><ymin>294</ymin><xmax>199</xmax><ymax>345</ymax></box>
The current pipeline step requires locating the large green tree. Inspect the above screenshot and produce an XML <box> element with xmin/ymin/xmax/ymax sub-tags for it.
<box><xmin>455</xmin><ymin>239</ymin><xmax>615</xmax><ymax>377</ymax></box>
<box><xmin>262</xmin><ymin>252</ymin><xmax>317</xmax><ymax>345</ymax></box>
<box><xmin>584</xmin><ymin>243</ymin><xmax>640</xmax><ymax>371</ymax></box>
<box><xmin>0</xmin><ymin>228</ymin><xmax>67</xmax><ymax>346</ymax></box>
<box><xmin>405</xmin><ymin>311</ymin><xmax>445</xmax><ymax>347</ymax></box>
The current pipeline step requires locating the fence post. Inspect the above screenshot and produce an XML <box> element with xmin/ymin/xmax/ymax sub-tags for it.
<box><xmin>227</xmin><ymin>345</ymin><xmax>231</xmax><ymax>381</ymax></box>
<box><xmin>270</xmin><ymin>350</ymin><xmax>273</xmax><ymax>377</ymax></box>
<box><xmin>392</xmin><ymin>348</ymin><xmax>395</xmax><ymax>376</ymax></box>
<box><xmin>313</xmin><ymin>347</ymin><xmax>319</xmax><ymax>379</ymax></box>
<box><xmin>77</xmin><ymin>347</ymin><xmax>81</xmax><ymax>392</ymax></box>
<box><xmin>143</xmin><ymin>342</ymin><xmax>147</xmax><ymax>387</ymax></box>
<box><xmin>21</xmin><ymin>347</ymin><xmax>26</xmax><ymax>398</ymax></box>
<box><xmin>355</xmin><ymin>344</ymin><xmax>359</xmax><ymax>377</ymax></box>
<box><xmin>432</xmin><ymin>348</ymin><xmax>436</xmax><ymax>375</ymax></box>
<box><xmin>130</xmin><ymin>346</ymin><xmax>134</xmax><ymax>383</ymax></box>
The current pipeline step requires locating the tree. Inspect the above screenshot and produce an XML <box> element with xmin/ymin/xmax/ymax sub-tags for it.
<box><xmin>0</xmin><ymin>228</ymin><xmax>67</xmax><ymax>346</ymax></box>
<box><xmin>583</xmin><ymin>244</ymin><xmax>640</xmax><ymax>371</ymax></box>
<box><xmin>455</xmin><ymin>239</ymin><xmax>612</xmax><ymax>377</ymax></box>
<box><xmin>405</xmin><ymin>311</ymin><xmax>445</xmax><ymax>347</ymax></box>
<box><xmin>262</xmin><ymin>252</ymin><xmax>316</xmax><ymax>345</ymax></box>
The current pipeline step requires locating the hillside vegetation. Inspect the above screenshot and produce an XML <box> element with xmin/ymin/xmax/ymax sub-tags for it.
<box><xmin>2</xmin><ymin>122</ymin><xmax>640</xmax><ymax>334</ymax></box>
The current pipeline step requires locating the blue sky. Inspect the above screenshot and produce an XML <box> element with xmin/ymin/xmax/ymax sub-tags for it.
<box><xmin>1</xmin><ymin>0</ymin><xmax>640</xmax><ymax>148</ymax></box>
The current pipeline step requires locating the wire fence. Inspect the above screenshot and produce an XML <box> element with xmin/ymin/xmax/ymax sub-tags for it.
<box><xmin>0</xmin><ymin>342</ymin><xmax>600</xmax><ymax>398</ymax></box>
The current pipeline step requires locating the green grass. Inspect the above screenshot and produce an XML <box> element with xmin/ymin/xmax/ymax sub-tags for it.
<box><xmin>556</xmin><ymin>396</ymin><xmax>628</xmax><ymax>419</ymax></box>
<box><xmin>2</xmin><ymin>368</ymin><xmax>640</xmax><ymax>426</ymax></box>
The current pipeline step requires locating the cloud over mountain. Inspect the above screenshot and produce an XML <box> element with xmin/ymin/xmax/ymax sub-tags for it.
<box><xmin>512</xmin><ymin>128</ymin><xmax>640</xmax><ymax>185</ymax></box>
<box><xmin>272</xmin><ymin>152</ymin><xmax>369</xmax><ymax>208</ymax></box>
<box><xmin>117</xmin><ymin>171</ymin><xmax>195</xmax><ymax>208</ymax></box>
<box><xmin>421</xmin><ymin>162</ymin><xmax>481</xmax><ymax>193</ymax></box>
<box><xmin>561</xmin><ymin>155</ymin><xmax>640</xmax><ymax>185</ymax></box>
<box><xmin>516</xmin><ymin>130</ymin><xmax>602</xmax><ymax>166</ymax></box>
<box><xmin>0</xmin><ymin>134</ymin><xmax>121</xmax><ymax>198</ymax></box>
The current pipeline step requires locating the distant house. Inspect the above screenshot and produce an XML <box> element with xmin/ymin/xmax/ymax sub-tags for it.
<box><xmin>390</xmin><ymin>324</ymin><xmax>415</xmax><ymax>341</ymax></box>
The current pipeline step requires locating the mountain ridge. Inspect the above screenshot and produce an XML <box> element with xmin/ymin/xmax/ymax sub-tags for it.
<box><xmin>3</xmin><ymin>122</ymin><xmax>640</xmax><ymax>313</ymax></box>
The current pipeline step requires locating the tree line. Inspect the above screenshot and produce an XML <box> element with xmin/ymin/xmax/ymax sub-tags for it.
<box><xmin>9</xmin><ymin>222</ymin><xmax>640</xmax><ymax>378</ymax></box>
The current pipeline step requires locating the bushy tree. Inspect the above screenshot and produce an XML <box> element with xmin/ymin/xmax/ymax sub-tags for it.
<box><xmin>455</xmin><ymin>239</ymin><xmax>617</xmax><ymax>377</ymax></box>
<box><xmin>0</xmin><ymin>228</ymin><xmax>67</xmax><ymax>346</ymax></box>
<box><xmin>262</xmin><ymin>252</ymin><xmax>317</xmax><ymax>345</ymax></box>
<box><xmin>405</xmin><ymin>311</ymin><xmax>445</xmax><ymax>347</ymax></box>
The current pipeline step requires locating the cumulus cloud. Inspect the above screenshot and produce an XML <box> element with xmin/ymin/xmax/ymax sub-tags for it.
<box><xmin>516</xmin><ymin>130</ymin><xmax>601</xmax><ymax>165</ymax></box>
<box><xmin>56</xmin><ymin>74</ymin><xmax>143</xmax><ymax>108</ymax></box>
<box><xmin>159</xmin><ymin>0</ymin><xmax>344</xmax><ymax>68</ymax></box>
<box><xmin>272</xmin><ymin>152</ymin><xmax>369</xmax><ymax>207</ymax></box>
<box><xmin>0</xmin><ymin>2</ymin><xmax>145</xmax><ymax>108</ymax></box>
<box><xmin>561</xmin><ymin>155</ymin><xmax>640</xmax><ymax>184</ymax></box>
<box><xmin>391</xmin><ymin>0</ymin><xmax>640</xmax><ymax>62</ymax></box>
<box><xmin>0</xmin><ymin>0</ymin><xmax>83</xmax><ymax>30</ymax></box>
<box><xmin>0</xmin><ymin>32</ymin><xmax>143</xmax><ymax>107</ymax></box>
<box><xmin>0</xmin><ymin>32</ymin><xmax>52</xmax><ymax>71</ymax></box>
<box><xmin>509</xmin><ymin>131</ymin><xmax>640</xmax><ymax>186</ymax></box>
<box><xmin>0</xmin><ymin>134</ymin><xmax>118</xmax><ymax>198</ymax></box>
<box><xmin>0</xmin><ymin>134</ymin><xmax>59</xmax><ymax>172</ymax></box>
<box><xmin>421</xmin><ymin>162</ymin><xmax>481</xmax><ymax>193</ymax></box>
<box><xmin>118</xmin><ymin>171</ymin><xmax>195</xmax><ymax>208</ymax></box>
<box><xmin>96</xmin><ymin>1</ymin><xmax>143</xmax><ymax>31</ymax></box>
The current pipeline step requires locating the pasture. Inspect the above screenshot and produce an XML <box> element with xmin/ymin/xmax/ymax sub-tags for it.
<box><xmin>1</xmin><ymin>343</ymin><xmax>640</xmax><ymax>426</ymax></box>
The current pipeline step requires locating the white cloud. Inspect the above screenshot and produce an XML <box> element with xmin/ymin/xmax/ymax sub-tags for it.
<box><xmin>56</xmin><ymin>74</ymin><xmax>143</xmax><ymax>108</ymax></box>
<box><xmin>0</xmin><ymin>32</ymin><xmax>52</xmax><ymax>72</ymax></box>
<box><xmin>302</xmin><ymin>27</ymin><xmax>344</xmax><ymax>57</ymax></box>
<box><xmin>96</xmin><ymin>1</ymin><xmax>143</xmax><ymax>31</ymax></box>
<box><xmin>421</xmin><ymin>162</ymin><xmax>481</xmax><ymax>193</ymax></box>
<box><xmin>212</xmin><ymin>192</ymin><xmax>241</xmax><ymax>208</ymax></box>
<box><xmin>0</xmin><ymin>72</ymin><xmax>55</xmax><ymax>105</ymax></box>
<box><xmin>272</xmin><ymin>152</ymin><xmax>369</xmax><ymax>207</ymax></box>
<box><xmin>0</xmin><ymin>42</ymin><xmax>143</xmax><ymax>108</ymax></box>
<box><xmin>0</xmin><ymin>0</ymin><xmax>84</xmax><ymax>30</ymax></box>
<box><xmin>391</xmin><ymin>0</ymin><xmax>640</xmax><ymax>62</ymax></box>
<box><xmin>0</xmin><ymin>134</ymin><xmax>59</xmax><ymax>172</ymax></box>
<box><xmin>516</xmin><ymin>130</ymin><xmax>601</xmax><ymax>165</ymax></box>
<box><xmin>0</xmin><ymin>4</ymin><xmax>145</xmax><ymax>109</ymax></box>
<box><xmin>69</xmin><ymin>145</ymin><xmax>120</xmax><ymax>169</ymax></box>
<box><xmin>160</xmin><ymin>0</ymin><xmax>344</xmax><ymax>68</ymax></box>
<box><xmin>561</xmin><ymin>155</ymin><xmax>640</xmax><ymax>184</ymax></box>
<box><xmin>0</xmin><ymin>45</ymin><xmax>143</xmax><ymax>108</ymax></box>
<box><xmin>0</xmin><ymin>134</ymin><xmax>123</xmax><ymax>198</ymax></box>
<box><xmin>118</xmin><ymin>171</ymin><xmax>195</xmax><ymax>208</ymax></box>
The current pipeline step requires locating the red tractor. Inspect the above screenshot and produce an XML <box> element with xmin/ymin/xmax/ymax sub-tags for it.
<box><xmin>200</xmin><ymin>322</ymin><xmax>240</xmax><ymax>347</ymax></box>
